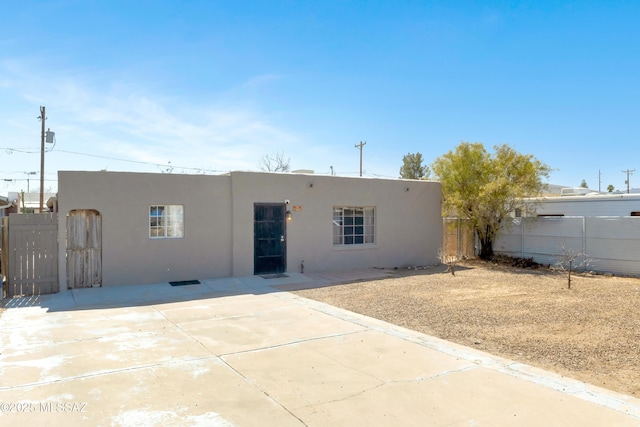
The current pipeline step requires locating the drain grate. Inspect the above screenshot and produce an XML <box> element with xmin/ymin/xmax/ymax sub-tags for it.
<box><xmin>169</xmin><ymin>279</ymin><xmax>201</xmax><ymax>286</ymax></box>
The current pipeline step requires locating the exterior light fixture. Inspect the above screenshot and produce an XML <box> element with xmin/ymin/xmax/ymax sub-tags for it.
<box><xmin>284</xmin><ymin>199</ymin><xmax>292</xmax><ymax>220</ymax></box>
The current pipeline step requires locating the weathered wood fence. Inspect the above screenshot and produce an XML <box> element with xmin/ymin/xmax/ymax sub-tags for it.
<box><xmin>1</xmin><ymin>213</ymin><xmax>58</xmax><ymax>297</ymax></box>
<box><xmin>66</xmin><ymin>209</ymin><xmax>102</xmax><ymax>289</ymax></box>
<box><xmin>442</xmin><ymin>217</ymin><xmax>475</xmax><ymax>259</ymax></box>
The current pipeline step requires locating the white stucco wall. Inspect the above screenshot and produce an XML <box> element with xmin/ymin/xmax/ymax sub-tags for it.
<box><xmin>58</xmin><ymin>171</ymin><xmax>233</xmax><ymax>288</ymax></box>
<box><xmin>230</xmin><ymin>172</ymin><xmax>442</xmax><ymax>276</ymax></box>
<box><xmin>57</xmin><ymin>170</ymin><xmax>441</xmax><ymax>287</ymax></box>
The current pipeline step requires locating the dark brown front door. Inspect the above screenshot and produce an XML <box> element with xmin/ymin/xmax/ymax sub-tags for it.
<box><xmin>254</xmin><ymin>203</ymin><xmax>286</xmax><ymax>274</ymax></box>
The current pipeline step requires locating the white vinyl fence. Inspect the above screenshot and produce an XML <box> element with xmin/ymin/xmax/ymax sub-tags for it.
<box><xmin>494</xmin><ymin>216</ymin><xmax>640</xmax><ymax>276</ymax></box>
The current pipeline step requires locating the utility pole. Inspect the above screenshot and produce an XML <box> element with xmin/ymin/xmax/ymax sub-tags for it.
<box><xmin>622</xmin><ymin>169</ymin><xmax>635</xmax><ymax>194</ymax></box>
<box><xmin>24</xmin><ymin>171</ymin><xmax>36</xmax><ymax>193</ymax></box>
<box><xmin>39</xmin><ymin>106</ymin><xmax>46</xmax><ymax>212</ymax></box>
<box><xmin>37</xmin><ymin>107</ymin><xmax>55</xmax><ymax>212</ymax></box>
<box><xmin>354</xmin><ymin>141</ymin><xmax>366</xmax><ymax>177</ymax></box>
<box><xmin>598</xmin><ymin>169</ymin><xmax>601</xmax><ymax>192</ymax></box>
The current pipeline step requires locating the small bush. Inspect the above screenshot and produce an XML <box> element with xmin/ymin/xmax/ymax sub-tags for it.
<box><xmin>488</xmin><ymin>254</ymin><xmax>545</xmax><ymax>269</ymax></box>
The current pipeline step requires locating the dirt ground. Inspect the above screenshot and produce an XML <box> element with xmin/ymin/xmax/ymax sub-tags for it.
<box><xmin>294</xmin><ymin>260</ymin><xmax>640</xmax><ymax>397</ymax></box>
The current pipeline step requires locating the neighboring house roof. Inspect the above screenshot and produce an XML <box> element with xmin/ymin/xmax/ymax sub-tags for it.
<box><xmin>8</xmin><ymin>192</ymin><xmax>57</xmax><ymax>210</ymax></box>
<box><xmin>0</xmin><ymin>195</ymin><xmax>18</xmax><ymax>212</ymax></box>
<box><xmin>1</xmin><ymin>196</ymin><xmax>10</xmax><ymax>211</ymax></box>
<box><xmin>542</xmin><ymin>183</ymin><xmax>571</xmax><ymax>196</ymax></box>
<box><xmin>46</xmin><ymin>196</ymin><xmax>58</xmax><ymax>212</ymax></box>
<box><xmin>520</xmin><ymin>192</ymin><xmax>640</xmax><ymax>217</ymax></box>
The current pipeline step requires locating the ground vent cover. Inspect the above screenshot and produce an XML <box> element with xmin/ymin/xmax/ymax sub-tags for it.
<box><xmin>169</xmin><ymin>279</ymin><xmax>201</xmax><ymax>286</ymax></box>
<box><xmin>260</xmin><ymin>274</ymin><xmax>289</xmax><ymax>279</ymax></box>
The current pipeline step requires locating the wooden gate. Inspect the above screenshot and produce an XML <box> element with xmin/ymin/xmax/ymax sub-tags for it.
<box><xmin>66</xmin><ymin>210</ymin><xmax>102</xmax><ymax>288</ymax></box>
<box><xmin>1</xmin><ymin>213</ymin><xmax>58</xmax><ymax>298</ymax></box>
<box><xmin>443</xmin><ymin>217</ymin><xmax>476</xmax><ymax>259</ymax></box>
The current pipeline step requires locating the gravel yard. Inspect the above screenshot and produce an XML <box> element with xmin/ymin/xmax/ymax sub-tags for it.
<box><xmin>294</xmin><ymin>260</ymin><xmax>640</xmax><ymax>397</ymax></box>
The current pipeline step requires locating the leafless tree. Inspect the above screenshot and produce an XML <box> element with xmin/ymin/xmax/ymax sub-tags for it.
<box><xmin>556</xmin><ymin>244</ymin><xmax>589</xmax><ymax>289</ymax></box>
<box><xmin>260</xmin><ymin>152</ymin><xmax>291</xmax><ymax>172</ymax></box>
<box><xmin>160</xmin><ymin>161</ymin><xmax>174</xmax><ymax>174</ymax></box>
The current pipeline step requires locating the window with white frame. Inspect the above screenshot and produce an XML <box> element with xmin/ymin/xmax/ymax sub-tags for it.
<box><xmin>333</xmin><ymin>207</ymin><xmax>375</xmax><ymax>245</ymax></box>
<box><xmin>149</xmin><ymin>205</ymin><xmax>184</xmax><ymax>238</ymax></box>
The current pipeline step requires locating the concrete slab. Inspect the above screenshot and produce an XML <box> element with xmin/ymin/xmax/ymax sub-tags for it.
<box><xmin>291</xmin><ymin>368</ymin><xmax>640</xmax><ymax>427</ymax></box>
<box><xmin>156</xmin><ymin>293</ymin><xmax>296</xmax><ymax>324</ymax></box>
<box><xmin>178</xmin><ymin>301</ymin><xmax>366</xmax><ymax>355</ymax></box>
<box><xmin>2</xmin><ymin>269</ymin><xmax>640</xmax><ymax>426</ymax></box>
<box><xmin>223</xmin><ymin>330</ymin><xmax>475</xmax><ymax>409</ymax></box>
<box><xmin>0</xmin><ymin>357</ymin><xmax>303</xmax><ymax>427</ymax></box>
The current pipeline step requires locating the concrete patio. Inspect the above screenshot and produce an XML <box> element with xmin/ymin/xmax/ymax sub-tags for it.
<box><xmin>1</xmin><ymin>270</ymin><xmax>640</xmax><ymax>426</ymax></box>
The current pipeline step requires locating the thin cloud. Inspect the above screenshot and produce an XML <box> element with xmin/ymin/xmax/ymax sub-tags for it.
<box><xmin>0</xmin><ymin>58</ymin><xmax>300</xmax><ymax>173</ymax></box>
<box><xmin>238</xmin><ymin>74</ymin><xmax>286</xmax><ymax>90</ymax></box>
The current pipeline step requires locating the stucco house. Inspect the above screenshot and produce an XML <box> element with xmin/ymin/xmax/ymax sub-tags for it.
<box><xmin>56</xmin><ymin>170</ymin><xmax>442</xmax><ymax>289</ymax></box>
<box><xmin>7</xmin><ymin>191</ymin><xmax>57</xmax><ymax>213</ymax></box>
<box><xmin>0</xmin><ymin>195</ymin><xmax>16</xmax><ymax>217</ymax></box>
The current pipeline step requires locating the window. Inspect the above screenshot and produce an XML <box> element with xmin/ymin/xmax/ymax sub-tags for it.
<box><xmin>333</xmin><ymin>207</ymin><xmax>375</xmax><ymax>245</ymax></box>
<box><xmin>149</xmin><ymin>205</ymin><xmax>184</xmax><ymax>238</ymax></box>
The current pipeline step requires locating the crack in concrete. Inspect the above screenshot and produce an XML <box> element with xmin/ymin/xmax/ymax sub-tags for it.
<box><xmin>0</xmin><ymin>354</ymin><xmax>224</xmax><ymax>392</ymax></box>
<box><xmin>150</xmin><ymin>305</ymin><xmax>219</xmax><ymax>357</ymax></box>
<box><xmin>148</xmin><ymin>303</ymin><xmax>363</xmax><ymax>361</ymax></box>
<box><xmin>296</xmin><ymin>364</ymin><xmax>479</xmax><ymax>411</ymax></box>
<box><xmin>307</xmin><ymin>381</ymin><xmax>387</xmax><ymax>408</ymax></box>
<box><xmin>217</xmin><ymin>329</ymin><xmax>366</xmax><ymax>358</ymax></box>
<box><xmin>217</xmin><ymin>357</ymin><xmax>309</xmax><ymax>426</ymax></box>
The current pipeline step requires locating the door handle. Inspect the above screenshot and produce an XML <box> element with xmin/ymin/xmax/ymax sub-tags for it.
<box><xmin>280</xmin><ymin>235</ymin><xmax>285</xmax><ymax>242</ymax></box>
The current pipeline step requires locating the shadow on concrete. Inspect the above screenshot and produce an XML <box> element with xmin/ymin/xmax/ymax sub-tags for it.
<box><xmin>0</xmin><ymin>264</ymin><xmax>500</xmax><ymax>314</ymax></box>
<box><xmin>277</xmin><ymin>264</ymin><xmax>477</xmax><ymax>290</ymax></box>
<box><xmin>2</xmin><ymin>267</ymin><xmax>433</xmax><ymax>313</ymax></box>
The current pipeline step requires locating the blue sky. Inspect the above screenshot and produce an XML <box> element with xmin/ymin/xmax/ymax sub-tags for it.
<box><xmin>1</xmin><ymin>1</ymin><xmax>639</xmax><ymax>193</ymax></box>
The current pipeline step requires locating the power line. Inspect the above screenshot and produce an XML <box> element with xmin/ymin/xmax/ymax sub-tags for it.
<box><xmin>55</xmin><ymin>149</ymin><xmax>226</xmax><ymax>173</ymax></box>
<box><xmin>0</xmin><ymin>146</ymin><xmax>227</xmax><ymax>174</ymax></box>
<box><xmin>2</xmin><ymin>178</ymin><xmax>57</xmax><ymax>182</ymax></box>
<box><xmin>1</xmin><ymin>147</ymin><xmax>42</xmax><ymax>154</ymax></box>
<box><xmin>2</xmin><ymin>145</ymin><xmax>397</xmax><ymax>179</ymax></box>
